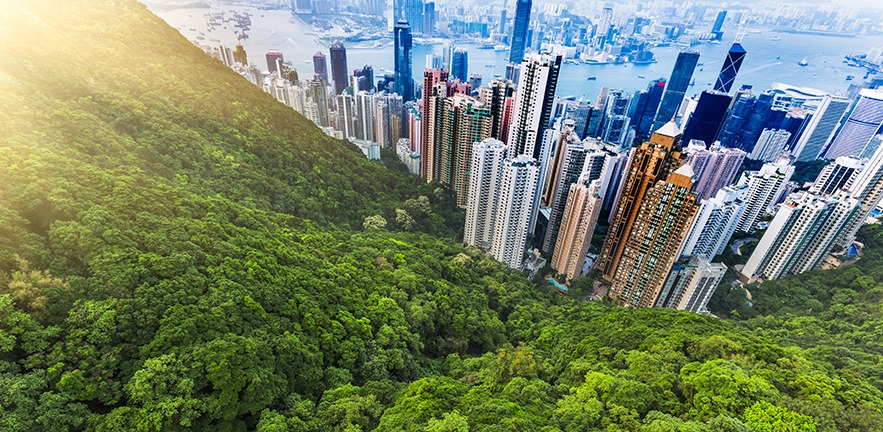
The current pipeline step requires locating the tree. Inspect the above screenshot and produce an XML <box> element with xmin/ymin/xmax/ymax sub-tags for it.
<box><xmin>363</xmin><ymin>215</ymin><xmax>388</xmax><ymax>230</ymax></box>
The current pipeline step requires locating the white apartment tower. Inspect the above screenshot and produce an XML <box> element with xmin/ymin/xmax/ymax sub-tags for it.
<box><xmin>464</xmin><ymin>138</ymin><xmax>507</xmax><ymax>250</ymax></box>
<box><xmin>809</xmin><ymin>156</ymin><xmax>864</xmax><ymax>196</ymax></box>
<box><xmin>656</xmin><ymin>258</ymin><xmax>727</xmax><ymax>313</ymax></box>
<box><xmin>506</xmin><ymin>53</ymin><xmax>562</xmax><ymax>159</ymax></box>
<box><xmin>678</xmin><ymin>185</ymin><xmax>747</xmax><ymax>261</ymax></box>
<box><xmin>838</xmin><ymin>143</ymin><xmax>883</xmax><ymax>247</ymax></box>
<box><xmin>735</xmin><ymin>156</ymin><xmax>795</xmax><ymax>232</ymax></box>
<box><xmin>550</xmin><ymin>177</ymin><xmax>603</xmax><ymax>280</ymax></box>
<box><xmin>490</xmin><ymin>155</ymin><xmax>541</xmax><ymax>269</ymax></box>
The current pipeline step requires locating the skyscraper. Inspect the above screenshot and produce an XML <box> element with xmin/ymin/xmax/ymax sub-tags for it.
<box><xmin>711</xmin><ymin>11</ymin><xmax>727</xmax><ymax>40</ymax></box>
<box><xmin>490</xmin><ymin>155</ymin><xmax>541</xmax><ymax>269</ymax></box>
<box><xmin>464</xmin><ymin>138</ymin><xmax>507</xmax><ymax>250</ymax></box>
<box><xmin>420</xmin><ymin>69</ymin><xmax>448</xmax><ymax>179</ymax></box>
<box><xmin>822</xmin><ymin>89</ymin><xmax>883</xmax><ymax>159</ymax></box>
<box><xmin>233</xmin><ymin>43</ymin><xmax>248</xmax><ymax>67</ymax></box>
<box><xmin>329</xmin><ymin>41</ymin><xmax>349</xmax><ymax>95</ymax></box>
<box><xmin>509</xmin><ymin>0</ymin><xmax>532</xmax><ymax>64</ymax></box>
<box><xmin>312</xmin><ymin>52</ymin><xmax>328</xmax><ymax>83</ymax></box>
<box><xmin>713</xmin><ymin>42</ymin><xmax>746</xmax><ymax>94</ymax></box>
<box><xmin>809</xmin><ymin>156</ymin><xmax>864</xmax><ymax>196</ymax></box>
<box><xmin>596</xmin><ymin>121</ymin><xmax>689</xmax><ymax>281</ymax></box>
<box><xmin>507</xmin><ymin>53</ymin><xmax>562</xmax><ymax>159</ymax></box>
<box><xmin>735</xmin><ymin>156</ymin><xmax>795</xmax><ymax>232</ymax></box>
<box><xmin>689</xmin><ymin>143</ymin><xmax>746</xmax><ymax>200</ymax></box>
<box><xmin>682</xmin><ymin>91</ymin><xmax>733</xmax><ymax>146</ymax></box>
<box><xmin>441</xmin><ymin>95</ymin><xmax>493</xmax><ymax>207</ymax></box>
<box><xmin>608</xmin><ymin>161</ymin><xmax>698</xmax><ymax>307</ymax></box>
<box><xmin>308</xmin><ymin>78</ymin><xmax>330</xmax><ymax>127</ymax></box>
<box><xmin>353</xmin><ymin>65</ymin><xmax>375</xmax><ymax>92</ymax></box>
<box><xmin>451</xmin><ymin>48</ymin><xmax>469</xmax><ymax>82</ymax></box>
<box><xmin>678</xmin><ymin>185</ymin><xmax>746</xmax><ymax>261</ymax></box>
<box><xmin>266</xmin><ymin>49</ymin><xmax>284</xmax><ymax>75</ymax></box>
<box><xmin>478</xmin><ymin>79</ymin><xmax>516</xmax><ymax>141</ymax></box>
<box><xmin>632</xmin><ymin>78</ymin><xmax>667</xmax><ymax>139</ymax></box>
<box><xmin>394</xmin><ymin>19</ymin><xmax>414</xmax><ymax>101</ymax></box>
<box><xmin>837</xmin><ymin>143</ymin><xmax>883</xmax><ymax>247</ymax></box>
<box><xmin>792</xmin><ymin>95</ymin><xmax>849</xmax><ymax>161</ymax></box>
<box><xmin>600</xmin><ymin>89</ymin><xmax>632</xmax><ymax>147</ymax></box>
<box><xmin>749</xmin><ymin>129</ymin><xmax>792</xmax><ymax>162</ymax></box>
<box><xmin>741</xmin><ymin>191</ymin><xmax>858</xmax><ymax>281</ymax></box>
<box><xmin>656</xmin><ymin>258</ymin><xmax>726</xmax><ymax>313</ymax></box>
<box><xmin>653</xmin><ymin>51</ymin><xmax>700</xmax><ymax>129</ymax></box>
<box><xmin>550</xmin><ymin>176</ymin><xmax>603</xmax><ymax>280</ymax></box>
<box><xmin>423</xmin><ymin>2</ymin><xmax>435</xmax><ymax>36</ymax></box>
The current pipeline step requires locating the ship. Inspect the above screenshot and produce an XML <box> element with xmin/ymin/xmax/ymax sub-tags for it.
<box><xmin>586</xmin><ymin>76</ymin><xmax>597</xmax><ymax>81</ymax></box>
<box><xmin>847</xmin><ymin>75</ymin><xmax>855</xmax><ymax>81</ymax></box>
<box><xmin>476</xmin><ymin>42</ymin><xmax>494</xmax><ymax>50</ymax></box>
<box><xmin>771</xmin><ymin>35</ymin><xmax>781</xmax><ymax>41</ymax></box>
<box><xmin>799</xmin><ymin>57</ymin><xmax>809</xmax><ymax>66</ymax></box>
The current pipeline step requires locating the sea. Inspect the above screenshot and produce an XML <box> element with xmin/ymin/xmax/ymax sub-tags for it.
<box><xmin>147</xmin><ymin>3</ymin><xmax>883</xmax><ymax>100</ymax></box>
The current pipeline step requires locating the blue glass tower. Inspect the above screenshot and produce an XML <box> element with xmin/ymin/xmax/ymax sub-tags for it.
<box><xmin>509</xmin><ymin>0</ymin><xmax>532</xmax><ymax>64</ymax></box>
<box><xmin>682</xmin><ymin>90</ymin><xmax>733</xmax><ymax>146</ymax></box>
<box><xmin>653</xmin><ymin>51</ymin><xmax>699</xmax><ymax>129</ymax></box>
<box><xmin>714</xmin><ymin>43</ymin><xmax>746</xmax><ymax>94</ymax></box>
<box><xmin>632</xmin><ymin>78</ymin><xmax>666</xmax><ymax>139</ymax></box>
<box><xmin>394</xmin><ymin>18</ymin><xmax>414</xmax><ymax>101</ymax></box>
<box><xmin>451</xmin><ymin>48</ymin><xmax>468</xmax><ymax>82</ymax></box>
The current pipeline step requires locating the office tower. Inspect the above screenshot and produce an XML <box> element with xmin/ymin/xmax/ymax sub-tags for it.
<box><xmin>599</xmin><ymin>148</ymin><xmax>632</xmax><ymax>222</ymax></box>
<box><xmin>679</xmin><ymin>186</ymin><xmax>746</xmax><ymax>261</ymax></box>
<box><xmin>689</xmin><ymin>143</ymin><xmax>745</xmax><ymax>200</ymax></box>
<box><xmin>682</xmin><ymin>91</ymin><xmax>733</xmax><ymax>146</ymax></box>
<box><xmin>469</xmin><ymin>74</ymin><xmax>482</xmax><ymax>91</ymax></box>
<box><xmin>570</xmin><ymin>99</ymin><xmax>594</xmax><ymax>139</ymax></box>
<box><xmin>507</xmin><ymin>53</ymin><xmax>562</xmax><ymax>159</ymax></box>
<box><xmin>749</xmin><ymin>129</ymin><xmax>792</xmax><ymax>162</ymax></box>
<box><xmin>233</xmin><ymin>43</ymin><xmax>248</xmax><ymax>66</ymax></box>
<box><xmin>336</xmin><ymin>94</ymin><xmax>356</xmax><ymax>138</ymax></box>
<box><xmin>353</xmin><ymin>65</ymin><xmax>374</xmax><ymax>92</ymax></box>
<box><xmin>714</xmin><ymin>42</ymin><xmax>746</xmax><ymax>94</ymax></box>
<box><xmin>862</xmin><ymin>134</ymin><xmax>883</xmax><ymax>159</ymax></box>
<box><xmin>632</xmin><ymin>78</ymin><xmax>666</xmax><ymax>139</ymax></box>
<box><xmin>656</xmin><ymin>258</ymin><xmax>726</xmax><ymax>313</ymax></box>
<box><xmin>451</xmin><ymin>48</ymin><xmax>468</xmax><ymax>82</ymax></box>
<box><xmin>551</xmin><ymin>176</ymin><xmax>603</xmax><ymax>280</ymax></box>
<box><xmin>542</xmin><ymin>135</ymin><xmax>615</xmax><ymax>254</ymax></box>
<box><xmin>608</xmin><ymin>161</ymin><xmax>698</xmax><ymax>307</ymax></box>
<box><xmin>742</xmin><ymin>191</ymin><xmax>858</xmax><ymax>281</ymax></box>
<box><xmin>735</xmin><ymin>156</ymin><xmax>795</xmax><ymax>232</ymax></box>
<box><xmin>823</xmin><ymin>90</ymin><xmax>883</xmax><ymax>159</ymax></box>
<box><xmin>465</xmin><ymin>139</ymin><xmax>508</xmax><ymax>250</ymax></box>
<box><xmin>329</xmin><ymin>41</ymin><xmax>348</xmax><ymax>95</ymax></box>
<box><xmin>838</xmin><ymin>144</ymin><xmax>883</xmax><ymax>247</ymax></box>
<box><xmin>420</xmin><ymin>69</ymin><xmax>448</xmax><ymax>180</ymax></box>
<box><xmin>266</xmin><ymin>50</ymin><xmax>284</xmax><ymax>75</ymax></box>
<box><xmin>597</xmin><ymin>121</ymin><xmax>689</xmax><ymax>280</ymax></box>
<box><xmin>425</xmin><ymin>54</ymin><xmax>442</xmax><ymax>70</ymax></box>
<box><xmin>499</xmin><ymin>9</ymin><xmax>507</xmax><ymax>33</ymax></box>
<box><xmin>312</xmin><ymin>52</ymin><xmax>328</xmax><ymax>83</ymax></box>
<box><xmin>509</xmin><ymin>0</ymin><xmax>532</xmax><ymax>64</ymax></box>
<box><xmin>441</xmin><ymin>95</ymin><xmax>493</xmax><ymax>207</ymax></box>
<box><xmin>489</xmin><ymin>155</ymin><xmax>541</xmax><ymax>269</ymax></box>
<box><xmin>716</xmin><ymin>87</ymin><xmax>755</xmax><ymax>148</ymax></box>
<box><xmin>441</xmin><ymin>41</ymin><xmax>453</xmax><ymax>70</ymax></box>
<box><xmin>810</xmin><ymin>156</ymin><xmax>864</xmax><ymax>195</ymax></box>
<box><xmin>308</xmin><ymin>78</ymin><xmax>330</xmax><ymax>127</ymax></box>
<box><xmin>711</xmin><ymin>10</ymin><xmax>727</xmax><ymax>39</ymax></box>
<box><xmin>394</xmin><ymin>19</ymin><xmax>414</xmax><ymax>101</ymax></box>
<box><xmin>600</xmin><ymin>89</ymin><xmax>633</xmax><ymax>147</ymax></box>
<box><xmin>423</xmin><ymin>2</ymin><xmax>435</xmax><ymax>36</ymax></box>
<box><xmin>654</xmin><ymin>51</ymin><xmax>700</xmax><ymax>129</ymax></box>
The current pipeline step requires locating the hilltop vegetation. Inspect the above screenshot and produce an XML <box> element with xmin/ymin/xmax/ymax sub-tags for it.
<box><xmin>2</xmin><ymin>1</ymin><xmax>883</xmax><ymax>431</ymax></box>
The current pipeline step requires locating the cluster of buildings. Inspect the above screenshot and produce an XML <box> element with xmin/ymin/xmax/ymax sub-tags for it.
<box><xmin>195</xmin><ymin>4</ymin><xmax>883</xmax><ymax>316</ymax></box>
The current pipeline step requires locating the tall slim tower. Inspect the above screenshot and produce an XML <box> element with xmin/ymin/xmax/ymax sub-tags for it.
<box><xmin>608</xmin><ymin>162</ymin><xmax>699</xmax><ymax>307</ymax></box>
<box><xmin>600</xmin><ymin>89</ymin><xmax>633</xmax><ymax>147</ymax></box>
<box><xmin>421</xmin><ymin>69</ymin><xmax>449</xmax><ymax>180</ymax></box>
<box><xmin>735</xmin><ymin>156</ymin><xmax>795</xmax><ymax>232</ymax></box>
<box><xmin>509</xmin><ymin>0</ymin><xmax>532</xmax><ymax>64</ymax></box>
<box><xmin>749</xmin><ymin>129</ymin><xmax>792</xmax><ymax>162</ymax></box>
<box><xmin>632</xmin><ymin>78</ymin><xmax>667</xmax><ymax>139</ymax></box>
<box><xmin>464</xmin><ymin>138</ymin><xmax>507</xmax><ymax>250</ymax></box>
<box><xmin>793</xmin><ymin>95</ymin><xmax>851</xmax><ymax>161</ymax></box>
<box><xmin>713</xmin><ymin>42</ymin><xmax>746</xmax><ymax>94</ymax></box>
<box><xmin>822</xmin><ymin>89</ymin><xmax>883</xmax><ymax>159</ymax></box>
<box><xmin>451</xmin><ymin>48</ymin><xmax>469</xmax><ymax>82</ymax></box>
<box><xmin>689</xmin><ymin>143</ymin><xmax>746</xmax><ymax>200</ymax></box>
<box><xmin>329</xmin><ymin>41</ymin><xmax>349</xmax><ymax>95</ymax></box>
<box><xmin>441</xmin><ymin>95</ymin><xmax>493</xmax><ymax>207</ymax></box>
<box><xmin>312</xmin><ymin>52</ymin><xmax>328</xmax><ymax>83</ymax></box>
<box><xmin>478</xmin><ymin>79</ymin><xmax>517</xmax><ymax>140</ymax></box>
<box><xmin>678</xmin><ymin>185</ymin><xmax>747</xmax><ymax>261</ymax></box>
<box><xmin>837</xmin><ymin>143</ymin><xmax>883</xmax><ymax>247</ymax></box>
<box><xmin>551</xmin><ymin>177</ymin><xmax>603</xmax><ymax>280</ymax></box>
<box><xmin>682</xmin><ymin>90</ymin><xmax>733</xmax><ymax>146</ymax></box>
<box><xmin>394</xmin><ymin>19</ymin><xmax>414</xmax><ymax>101</ymax></box>
<box><xmin>596</xmin><ymin>121</ymin><xmax>688</xmax><ymax>280</ymax></box>
<box><xmin>507</xmin><ymin>53</ymin><xmax>562</xmax><ymax>159</ymax></box>
<box><xmin>266</xmin><ymin>49</ymin><xmax>284</xmax><ymax>75</ymax></box>
<box><xmin>653</xmin><ymin>51</ymin><xmax>700</xmax><ymax>129</ymax></box>
<box><xmin>490</xmin><ymin>155</ymin><xmax>541</xmax><ymax>269</ymax></box>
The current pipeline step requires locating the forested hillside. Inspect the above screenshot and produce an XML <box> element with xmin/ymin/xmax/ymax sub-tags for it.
<box><xmin>2</xmin><ymin>1</ymin><xmax>883</xmax><ymax>431</ymax></box>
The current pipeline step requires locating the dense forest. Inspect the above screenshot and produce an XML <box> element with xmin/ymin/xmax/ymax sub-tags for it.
<box><xmin>2</xmin><ymin>1</ymin><xmax>883</xmax><ymax>430</ymax></box>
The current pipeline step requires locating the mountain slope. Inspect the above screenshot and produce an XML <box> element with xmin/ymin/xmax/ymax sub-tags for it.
<box><xmin>1</xmin><ymin>1</ymin><xmax>883</xmax><ymax>431</ymax></box>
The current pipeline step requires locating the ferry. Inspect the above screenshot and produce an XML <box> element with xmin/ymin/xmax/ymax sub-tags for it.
<box><xmin>637</xmin><ymin>75</ymin><xmax>645</xmax><ymax>79</ymax></box>
<box><xmin>771</xmin><ymin>35</ymin><xmax>781</xmax><ymax>41</ymax></box>
<box><xmin>799</xmin><ymin>57</ymin><xmax>809</xmax><ymax>66</ymax></box>
<box><xmin>586</xmin><ymin>76</ymin><xmax>597</xmax><ymax>81</ymax></box>
<box><xmin>847</xmin><ymin>75</ymin><xmax>855</xmax><ymax>81</ymax></box>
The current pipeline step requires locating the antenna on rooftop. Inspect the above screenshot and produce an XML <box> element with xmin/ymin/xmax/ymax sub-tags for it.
<box><xmin>734</xmin><ymin>24</ymin><xmax>748</xmax><ymax>44</ymax></box>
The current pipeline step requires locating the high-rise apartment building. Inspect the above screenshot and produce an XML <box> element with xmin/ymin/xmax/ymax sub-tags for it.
<box><xmin>678</xmin><ymin>185</ymin><xmax>746</xmax><ymax>261</ymax></box>
<box><xmin>735</xmin><ymin>156</ymin><xmax>795</xmax><ymax>232</ymax></box>
<box><xmin>421</xmin><ymin>69</ymin><xmax>449</xmax><ymax>179</ymax></box>
<box><xmin>451</xmin><ymin>48</ymin><xmax>468</xmax><ymax>82</ymax></box>
<box><xmin>596</xmin><ymin>121</ymin><xmax>688</xmax><ymax>280</ymax></box>
<box><xmin>749</xmin><ymin>129</ymin><xmax>792</xmax><ymax>162</ymax></box>
<box><xmin>823</xmin><ymin>89</ymin><xmax>883</xmax><ymax>159</ymax></box>
<box><xmin>312</xmin><ymin>52</ymin><xmax>328</xmax><ymax>83</ymax></box>
<box><xmin>464</xmin><ymin>138</ymin><xmax>507</xmax><ymax>250</ymax></box>
<box><xmin>608</xmin><ymin>162</ymin><xmax>698</xmax><ymax>307</ymax></box>
<box><xmin>509</xmin><ymin>0</ymin><xmax>533</xmax><ymax>64</ymax></box>
<box><xmin>507</xmin><ymin>53</ymin><xmax>562</xmax><ymax>159</ymax></box>
<box><xmin>329</xmin><ymin>41</ymin><xmax>348</xmax><ymax>95</ymax></box>
<box><xmin>550</xmin><ymin>176</ymin><xmax>603</xmax><ymax>280</ymax></box>
<box><xmin>490</xmin><ymin>155</ymin><xmax>541</xmax><ymax>269</ymax></box>
<box><xmin>478</xmin><ymin>79</ymin><xmax>516</xmax><ymax>141</ymax></box>
<box><xmin>654</xmin><ymin>51</ymin><xmax>700</xmax><ymax>129</ymax></box>
<box><xmin>441</xmin><ymin>95</ymin><xmax>493</xmax><ymax>207</ymax></box>
<box><xmin>308</xmin><ymin>78</ymin><xmax>330</xmax><ymax>127</ymax></box>
<box><xmin>714</xmin><ymin>42</ymin><xmax>746</xmax><ymax>94</ymax></box>
<box><xmin>809</xmin><ymin>156</ymin><xmax>864</xmax><ymax>196</ymax></box>
<box><xmin>689</xmin><ymin>143</ymin><xmax>745</xmax><ymax>200</ymax></box>
<box><xmin>394</xmin><ymin>19</ymin><xmax>414</xmax><ymax>101</ymax></box>
<box><xmin>266</xmin><ymin>49</ymin><xmax>284</xmax><ymax>75</ymax></box>
<box><xmin>837</xmin><ymin>143</ymin><xmax>883</xmax><ymax>247</ymax></box>
<box><xmin>792</xmin><ymin>95</ymin><xmax>850</xmax><ymax>162</ymax></box>
<box><xmin>656</xmin><ymin>258</ymin><xmax>726</xmax><ymax>313</ymax></box>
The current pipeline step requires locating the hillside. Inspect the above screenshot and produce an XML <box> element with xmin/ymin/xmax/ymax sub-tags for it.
<box><xmin>2</xmin><ymin>1</ymin><xmax>883</xmax><ymax>431</ymax></box>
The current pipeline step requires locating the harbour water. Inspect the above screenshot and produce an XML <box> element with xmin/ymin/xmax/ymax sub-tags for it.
<box><xmin>148</xmin><ymin>3</ymin><xmax>883</xmax><ymax>100</ymax></box>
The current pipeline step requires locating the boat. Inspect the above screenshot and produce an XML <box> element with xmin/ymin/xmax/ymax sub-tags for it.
<box><xmin>689</xmin><ymin>79</ymin><xmax>695</xmax><ymax>87</ymax></box>
<box><xmin>476</xmin><ymin>43</ymin><xmax>494</xmax><ymax>50</ymax></box>
<box><xmin>493</xmin><ymin>45</ymin><xmax>507</xmax><ymax>51</ymax></box>
<box><xmin>847</xmin><ymin>75</ymin><xmax>855</xmax><ymax>81</ymax></box>
<box><xmin>771</xmin><ymin>35</ymin><xmax>781</xmax><ymax>41</ymax></box>
<box><xmin>637</xmin><ymin>75</ymin><xmax>645</xmax><ymax>79</ymax></box>
<box><xmin>586</xmin><ymin>76</ymin><xmax>597</xmax><ymax>81</ymax></box>
<box><xmin>799</xmin><ymin>57</ymin><xmax>809</xmax><ymax>66</ymax></box>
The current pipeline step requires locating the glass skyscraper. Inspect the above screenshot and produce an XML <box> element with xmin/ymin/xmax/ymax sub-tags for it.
<box><xmin>714</xmin><ymin>42</ymin><xmax>747</xmax><ymax>94</ymax></box>
<box><xmin>451</xmin><ymin>48</ymin><xmax>468</xmax><ymax>82</ymax></box>
<box><xmin>508</xmin><ymin>0</ymin><xmax>532</xmax><ymax>64</ymax></box>
<box><xmin>394</xmin><ymin>18</ymin><xmax>414</xmax><ymax>101</ymax></box>
<box><xmin>653</xmin><ymin>51</ymin><xmax>699</xmax><ymax>129</ymax></box>
<box><xmin>329</xmin><ymin>41</ymin><xmax>348</xmax><ymax>95</ymax></box>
